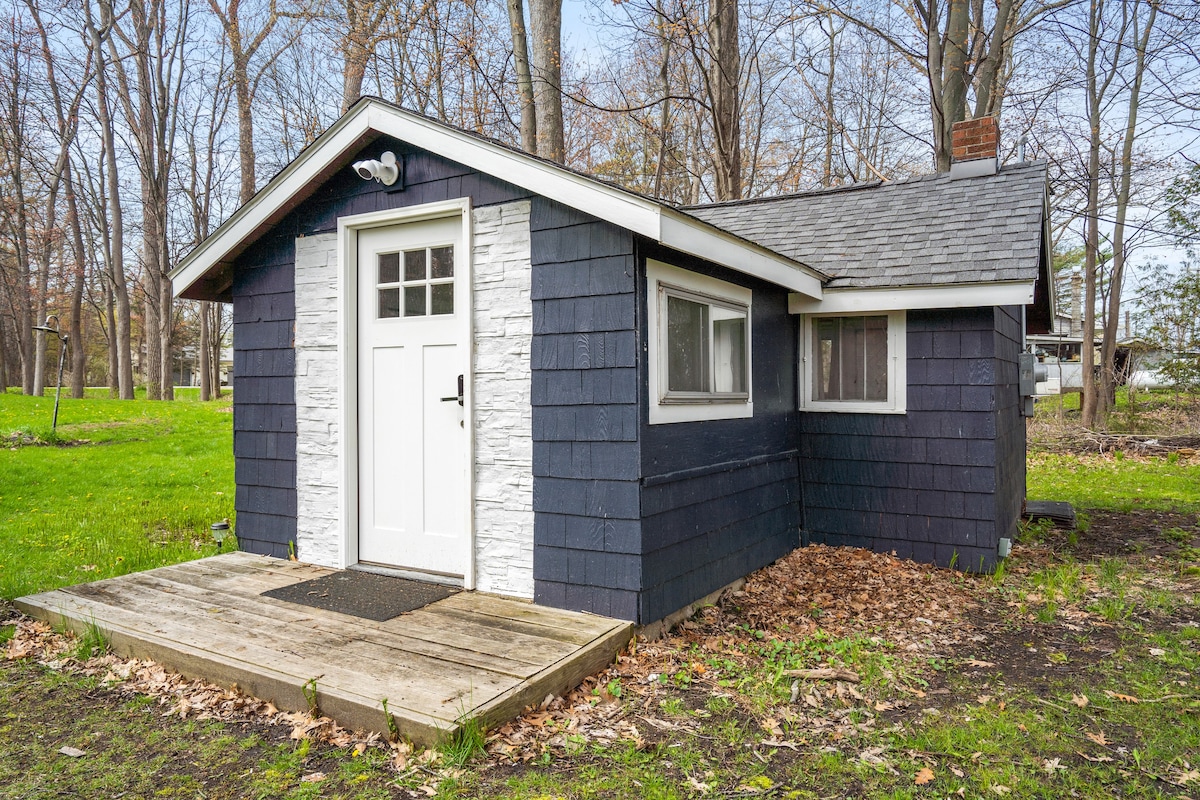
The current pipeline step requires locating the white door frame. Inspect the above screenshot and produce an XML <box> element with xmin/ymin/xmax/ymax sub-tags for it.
<box><xmin>336</xmin><ymin>198</ymin><xmax>476</xmax><ymax>590</ymax></box>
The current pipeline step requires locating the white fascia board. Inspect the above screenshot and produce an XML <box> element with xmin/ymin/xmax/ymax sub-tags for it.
<box><xmin>659</xmin><ymin>211</ymin><xmax>824</xmax><ymax>298</ymax></box>
<box><xmin>171</xmin><ymin>104</ymin><xmax>376</xmax><ymax>296</ymax></box>
<box><xmin>367</xmin><ymin>105</ymin><xmax>663</xmax><ymax>240</ymax></box>
<box><xmin>788</xmin><ymin>281</ymin><xmax>1034</xmax><ymax>314</ymax></box>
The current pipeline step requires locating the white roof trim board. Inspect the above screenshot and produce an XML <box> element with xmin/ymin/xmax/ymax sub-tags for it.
<box><xmin>788</xmin><ymin>281</ymin><xmax>1036</xmax><ymax>315</ymax></box>
<box><xmin>171</xmin><ymin>99</ymin><xmax>826</xmax><ymax>300</ymax></box>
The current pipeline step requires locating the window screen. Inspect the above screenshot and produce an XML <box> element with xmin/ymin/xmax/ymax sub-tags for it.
<box><xmin>813</xmin><ymin>315</ymin><xmax>889</xmax><ymax>402</ymax></box>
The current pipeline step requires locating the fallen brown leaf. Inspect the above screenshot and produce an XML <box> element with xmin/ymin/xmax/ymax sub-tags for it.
<box><xmin>914</xmin><ymin>767</ymin><xmax>936</xmax><ymax>785</ymax></box>
<box><xmin>1104</xmin><ymin>690</ymin><xmax>1140</xmax><ymax>704</ymax></box>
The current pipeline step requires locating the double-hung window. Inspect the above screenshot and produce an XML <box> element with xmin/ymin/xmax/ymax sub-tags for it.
<box><xmin>800</xmin><ymin>311</ymin><xmax>905</xmax><ymax>413</ymax></box>
<box><xmin>648</xmin><ymin>260</ymin><xmax>753</xmax><ymax>424</ymax></box>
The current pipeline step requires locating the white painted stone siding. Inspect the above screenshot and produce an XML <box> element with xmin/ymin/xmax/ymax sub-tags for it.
<box><xmin>471</xmin><ymin>200</ymin><xmax>535</xmax><ymax>597</ymax></box>
<box><xmin>293</xmin><ymin>233</ymin><xmax>343</xmax><ymax>568</ymax></box>
<box><xmin>289</xmin><ymin>202</ymin><xmax>535</xmax><ymax>595</ymax></box>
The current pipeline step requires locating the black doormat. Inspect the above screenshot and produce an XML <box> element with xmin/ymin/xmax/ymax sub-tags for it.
<box><xmin>262</xmin><ymin>570</ymin><xmax>459</xmax><ymax>621</ymax></box>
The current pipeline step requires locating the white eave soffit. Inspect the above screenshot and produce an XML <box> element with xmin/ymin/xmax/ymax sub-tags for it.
<box><xmin>788</xmin><ymin>281</ymin><xmax>1036</xmax><ymax>314</ymax></box>
<box><xmin>172</xmin><ymin>99</ymin><xmax>824</xmax><ymax>300</ymax></box>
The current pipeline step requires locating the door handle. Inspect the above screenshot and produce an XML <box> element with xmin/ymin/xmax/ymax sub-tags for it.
<box><xmin>440</xmin><ymin>374</ymin><xmax>464</xmax><ymax>406</ymax></box>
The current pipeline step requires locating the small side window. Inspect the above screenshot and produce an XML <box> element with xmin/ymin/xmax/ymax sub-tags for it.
<box><xmin>801</xmin><ymin>311</ymin><xmax>906</xmax><ymax>413</ymax></box>
<box><xmin>648</xmin><ymin>260</ymin><xmax>753</xmax><ymax>424</ymax></box>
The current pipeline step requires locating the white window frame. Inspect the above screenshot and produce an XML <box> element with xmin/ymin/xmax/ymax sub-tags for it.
<box><xmin>647</xmin><ymin>259</ymin><xmax>753</xmax><ymax>425</ymax></box>
<box><xmin>799</xmin><ymin>310</ymin><xmax>906</xmax><ymax>414</ymax></box>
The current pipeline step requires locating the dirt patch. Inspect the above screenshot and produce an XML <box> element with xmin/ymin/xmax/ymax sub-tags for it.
<box><xmin>1071</xmin><ymin>509</ymin><xmax>1200</xmax><ymax>559</ymax></box>
<box><xmin>3</xmin><ymin>430</ymin><xmax>90</xmax><ymax>448</ymax></box>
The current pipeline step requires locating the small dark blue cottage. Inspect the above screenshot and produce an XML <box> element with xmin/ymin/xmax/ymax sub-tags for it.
<box><xmin>173</xmin><ymin>99</ymin><xmax>1053</xmax><ymax>625</ymax></box>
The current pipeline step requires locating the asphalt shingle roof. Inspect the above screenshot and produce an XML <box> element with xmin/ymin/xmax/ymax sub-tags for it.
<box><xmin>683</xmin><ymin>161</ymin><xmax>1047</xmax><ymax>290</ymax></box>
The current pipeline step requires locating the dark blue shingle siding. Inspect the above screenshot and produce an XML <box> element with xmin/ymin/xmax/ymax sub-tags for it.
<box><xmin>530</xmin><ymin>196</ymin><xmax>644</xmax><ymax>619</ymax></box>
<box><xmin>799</xmin><ymin>306</ymin><xmax>1024</xmax><ymax>571</ymax></box>
<box><xmin>635</xmin><ymin>246</ymin><xmax>802</xmax><ymax>623</ymax></box>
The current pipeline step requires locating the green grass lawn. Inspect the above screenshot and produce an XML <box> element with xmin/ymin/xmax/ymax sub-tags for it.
<box><xmin>1027</xmin><ymin>450</ymin><xmax>1200</xmax><ymax>513</ymax></box>
<box><xmin>0</xmin><ymin>390</ymin><xmax>235</xmax><ymax>599</ymax></box>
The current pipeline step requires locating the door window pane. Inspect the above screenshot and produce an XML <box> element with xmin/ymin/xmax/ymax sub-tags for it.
<box><xmin>404</xmin><ymin>249</ymin><xmax>426</xmax><ymax>282</ymax></box>
<box><xmin>378</xmin><ymin>288</ymin><xmax>400</xmax><ymax>319</ymax></box>
<box><xmin>430</xmin><ymin>246</ymin><xmax>454</xmax><ymax>279</ymax></box>
<box><xmin>378</xmin><ymin>252</ymin><xmax>399</xmax><ymax>284</ymax></box>
<box><xmin>430</xmin><ymin>283</ymin><xmax>454</xmax><ymax>315</ymax></box>
<box><xmin>404</xmin><ymin>286</ymin><xmax>426</xmax><ymax>317</ymax></box>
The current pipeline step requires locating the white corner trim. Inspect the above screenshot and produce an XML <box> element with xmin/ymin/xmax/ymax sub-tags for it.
<box><xmin>647</xmin><ymin>259</ymin><xmax>754</xmax><ymax>425</ymax></box>
<box><xmin>798</xmin><ymin>310</ymin><xmax>907</xmax><ymax>415</ymax></box>
<box><xmin>336</xmin><ymin>198</ymin><xmax>476</xmax><ymax>587</ymax></box>
<box><xmin>172</xmin><ymin>98</ymin><xmax>824</xmax><ymax>301</ymax></box>
<box><xmin>470</xmin><ymin>200</ymin><xmax>534</xmax><ymax>598</ymax></box>
<box><xmin>294</xmin><ymin>233</ymin><xmax>343</xmax><ymax>568</ymax></box>
<box><xmin>788</xmin><ymin>281</ymin><xmax>1035</xmax><ymax>315</ymax></box>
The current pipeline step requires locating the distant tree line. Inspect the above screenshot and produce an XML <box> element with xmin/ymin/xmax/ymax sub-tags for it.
<box><xmin>0</xmin><ymin>0</ymin><xmax>1196</xmax><ymax>425</ymax></box>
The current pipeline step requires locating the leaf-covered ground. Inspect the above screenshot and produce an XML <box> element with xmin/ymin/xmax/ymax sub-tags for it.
<box><xmin>4</xmin><ymin>507</ymin><xmax>1198</xmax><ymax>799</ymax></box>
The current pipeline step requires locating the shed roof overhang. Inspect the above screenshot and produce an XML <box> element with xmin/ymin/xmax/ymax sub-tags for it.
<box><xmin>172</xmin><ymin>98</ymin><xmax>826</xmax><ymax>302</ymax></box>
<box><xmin>786</xmin><ymin>187</ymin><xmax>1055</xmax><ymax>332</ymax></box>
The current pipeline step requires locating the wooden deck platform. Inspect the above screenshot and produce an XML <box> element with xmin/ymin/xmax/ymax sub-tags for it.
<box><xmin>15</xmin><ymin>552</ymin><xmax>632</xmax><ymax>746</ymax></box>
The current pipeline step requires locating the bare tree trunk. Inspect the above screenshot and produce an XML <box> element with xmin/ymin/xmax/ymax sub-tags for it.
<box><xmin>207</xmin><ymin>0</ymin><xmax>279</xmax><ymax>204</ymax></box>
<box><xmin>0</xmin><ymin>316</ymin><xmax>7</xmax><ymax>393</ymax></box>
<box><xmin>105</xmin><ymin>279</ymin><xmax>119</xmax><ymax>396</ymax></box>
<box><xmin>652</xmin><ymin>0</ymin><xmax>671</xmax><ymax>197</ymax></box>
<box><xmin>109</xmin><ymin>0</ymin><xmax>186</xmax><ymax>400</ymax></box>
<box><xmin>972</xmin><ymin>0</ymin><xmax>1016</xmax><ymax>118</ymax></box>
<box><xmin>87</xmin><ymin>0</ymin><xmax>135</xmax><ymax>399</ymax></box>
<box><xmin>1081</xmin><ymin>0</ymin><xmax>1127</xmax><ymax>428</ymax></box>
<box><xmin>340</xmin><ymin>0</ymin><xmax>392</xmax><ymax>112</ymax></box>
<box><xmin>199</xmin><ymin>302</ymin><xmax>211</xmax><ymax>401</ymax></box>
<box><xmin>506</xmin><ymin>0</ymin><xmax>537</xmax><ymax>153</ymax></box>
<box><xmin>144</xmin><ymin>289</ymin><xmax>162</xmax><ymax>397</ymax></box>
<box><xmin>709</xmin><ymin>0</ymin><xmax>740</xmax><ymax>199</ymax></box>
<box><xmin>65</xmin><ymin>164</ymin><xmax>88</xmax><ymax>397</ymax></box>
<box><xmin>210</xmin><ymin>303</ymin><xmax>223</xmax><ymax>398</ymax></box>
<box><xmin>0</xmin><ymin>31</ymin><xmax>34</xmax><ymax>395</ymax></box>
<box><xmin>530</xmin><ymin>0</ymin><xmax>564</xmax><ymax>162</ymax></box>
<box><xmin>821</xmin><ymin>13</ymin><xmax>838</xmax><ymax>186</ymax></box>
<box><xmin>1100</xmin><ymin>0</ymin><xmax>1155</xmax><ymax>412</ymax></box>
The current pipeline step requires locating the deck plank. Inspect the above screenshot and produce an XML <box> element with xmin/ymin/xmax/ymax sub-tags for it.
<box><xmin>14</xmin><ymin>553</ymin><xmax>632</xmax><ymax>747</ymax></box>
<box><xmin>436</xmin><ymin>591</ymin><xmax>618</xmax><ymax>636</ymax></box>
<box><xmin>44</xmin><ymin>583</ymin><xmax>498</xmax><ymax>717</ymax></box>
<box><xmin>113</xmin><ymin>570</ymin><xmax>560</xmax><ymax>678</ymax></box>
<box><xmin>167</xmin><ymin>559</ymin><xmax>582</xmax><ymax>668</ymax></box>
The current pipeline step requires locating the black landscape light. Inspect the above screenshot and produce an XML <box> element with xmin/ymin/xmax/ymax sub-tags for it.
<box><xmin>211</xmin><ymin>519</ymin><xmax>231</xmax><ymax>551</ymax></box>
<box><xmin>31</xmin><ymin>315</ymin><xmax>68</xmax><ymax>433</ymax></box>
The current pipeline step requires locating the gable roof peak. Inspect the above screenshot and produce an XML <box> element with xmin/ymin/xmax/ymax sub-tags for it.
<box><xmin>173</xmin><ymin>96</ymin><xmax>825</xmax><ymax>301</ymax></box>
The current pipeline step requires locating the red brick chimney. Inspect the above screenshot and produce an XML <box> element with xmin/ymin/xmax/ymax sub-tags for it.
<box><xmin>949</xmin><ymin>116</ymin><xmax>999</xmax><ymax>179</ymax></box>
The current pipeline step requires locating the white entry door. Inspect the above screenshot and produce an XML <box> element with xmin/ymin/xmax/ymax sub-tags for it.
<box><xmin>357</xmin><ymin>215</ymin><xmax>469</xmax><ymax>578</ymax></box>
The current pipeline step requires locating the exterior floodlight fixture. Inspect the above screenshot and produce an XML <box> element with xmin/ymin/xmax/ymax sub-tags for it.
<box><xmin>352</xmin><ymin>151</ymin><xmax>400</xmax><ymax>186</ymax></box>
<box><xmin>31</xmin><ymin>315</ymin><xmax>69</xmax><ymax>433</ymax></box>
